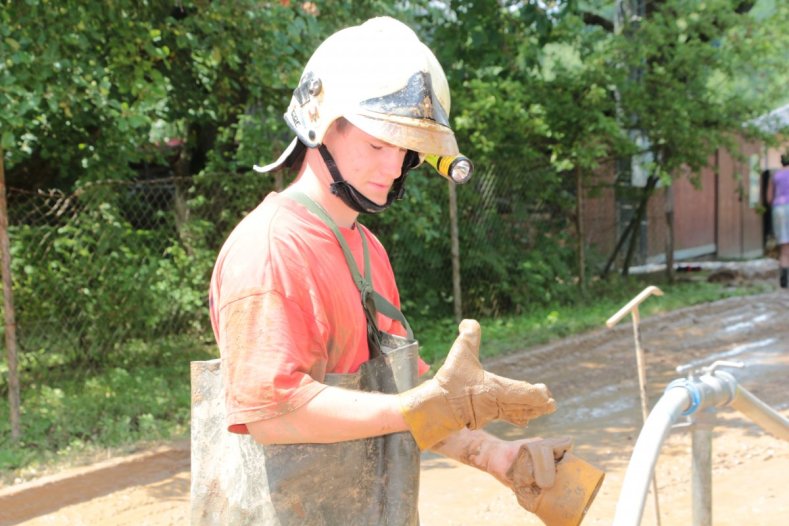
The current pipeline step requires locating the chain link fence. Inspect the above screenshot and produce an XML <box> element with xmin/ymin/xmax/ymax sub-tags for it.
<box><xmin>1</xmin><ymin>161</ymin><xmax>636</xmax><ymax>371</ymax></box>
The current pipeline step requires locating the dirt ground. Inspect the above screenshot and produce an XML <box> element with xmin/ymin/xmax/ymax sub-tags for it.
<box><xmin>2</xmin><ymin>284</ymin><xmax>788</xmax><ymax>526</ymax></box>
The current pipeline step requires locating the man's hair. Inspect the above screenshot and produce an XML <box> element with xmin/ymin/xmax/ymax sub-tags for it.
<box><xmin>781</xmin><ymin>151</ymin><xmax>789</xmax><ymax>167</ymax></box>
<box><xmin>334</xmin><ymin>117</ymin><xmax>350</xmax><ymax>133</ymax></box>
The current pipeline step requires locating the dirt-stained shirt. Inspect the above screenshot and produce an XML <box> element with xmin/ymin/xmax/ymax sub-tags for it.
<box><xmin>209</xmin><ymin>192</ymin><xmax>429</xmax><ymax>434</ymax></box>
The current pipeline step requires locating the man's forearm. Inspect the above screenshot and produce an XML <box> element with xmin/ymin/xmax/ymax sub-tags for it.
<box><xmin>246</xmin><ymin>385</ymin><xmax>409</xmax><ymax>445</ymax></box>
<box><xmin>429</xmin><ymin>428</ymin><xmax>511</xmax><ymax>486</ymax></box>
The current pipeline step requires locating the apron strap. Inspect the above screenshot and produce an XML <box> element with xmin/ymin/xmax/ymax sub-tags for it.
<box><xmin>284</xmin><ymin>191</ymin><xmax>414</xmax><ymax>342</ymax></box>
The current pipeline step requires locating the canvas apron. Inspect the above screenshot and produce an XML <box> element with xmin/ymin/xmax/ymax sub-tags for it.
<box><xmin>190</xmin><ymin>192</ymin><xmax>421</xmax><ymax>525</ymax></box>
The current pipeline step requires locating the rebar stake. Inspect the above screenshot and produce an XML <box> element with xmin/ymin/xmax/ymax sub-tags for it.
<box><xmin>607</xmin><ymin>285</ymin><xmax>664</xmax><ymax>526</ymax></box>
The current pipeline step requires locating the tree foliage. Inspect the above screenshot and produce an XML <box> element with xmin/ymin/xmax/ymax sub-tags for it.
<box><xmin>614</xmin><ymin>0</ymin><xmax>775</xmax><ymax>178</ymax></box>
<box><xmin>0</xmin><ymin>0</ymin><xmax>399</xmax><ymax>187</ymax></box>
<box><xmin>1</xmin><ymin>0</ymin><xmax>788</xmax><ymax>340</ymax></box>
<box><xmin>0</xmin><ymin>0</ymin><xmax>423</xmax><ymax>352</ymax></box>
<box><xmin>596</xmin><ymin>0</ymin><xmax>789</xmax><ymax>275</ymax></box>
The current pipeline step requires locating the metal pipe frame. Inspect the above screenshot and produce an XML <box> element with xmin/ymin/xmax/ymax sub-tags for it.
<box><xmin>612</xmin><ymin>387</ymin><xmax>689</xmax><ymax>526</ymax></box>
<box><xmin>730</xmin><ymin>384</ymin><xmax>789</xmax><ymax>442</ymax></box>
<box><xmin>691</xmin><ymin>409</ymin><xmax>715</xmax><ymax>526</ymax></box>
<box><xmin>612</xmin><ymin>370</ymin><xmax>789</xmax><ymax>526</ymax></box>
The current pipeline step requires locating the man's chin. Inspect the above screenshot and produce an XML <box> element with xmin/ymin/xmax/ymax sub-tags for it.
<box><xmin>362</xmin><ymin>190</ymin><xmax>389</xmax><ymax>206</ymax></box>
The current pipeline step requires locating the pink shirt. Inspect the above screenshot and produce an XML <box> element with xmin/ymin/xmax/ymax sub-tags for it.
<box><xmin>772</xmin><ymin>168</ymin><xmax>789</xmax><ymax>207</ymax></box>
<box><xmin>209</xmin><ymin>192</ymin><xmax>428</xmax><ymax>434</ymax></box>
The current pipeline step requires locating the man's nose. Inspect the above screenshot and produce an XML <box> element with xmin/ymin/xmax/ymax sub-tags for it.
<box><xmin>382</xmin><ymin>148</ymin><xmax>407</xmax><ymax>179</ymax></box>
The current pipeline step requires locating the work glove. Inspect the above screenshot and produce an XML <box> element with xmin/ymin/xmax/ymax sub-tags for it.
<box><xmin>507</xmin><ymin>436</ymin><xmax>573</xmax><ymax>513</ymax></box>
<box><xmin>398</xmin><ymin>319</ymin><xmax>556</xmax><ymax>450</ymax></box>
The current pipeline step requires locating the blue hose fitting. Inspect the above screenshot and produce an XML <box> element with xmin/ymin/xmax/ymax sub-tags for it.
<box><xmin>665</xmin><ymin>378</ymin><xmax>701</xmax><ymax>416</ymax></box>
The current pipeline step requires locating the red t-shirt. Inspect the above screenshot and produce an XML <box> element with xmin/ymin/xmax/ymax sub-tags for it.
<box><xmin>209</xmin><ymin>192</ymin><xmax>429</xmax><ymax>434</ymax></box>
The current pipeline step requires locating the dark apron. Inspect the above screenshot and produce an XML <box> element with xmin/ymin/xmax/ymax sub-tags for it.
<box><xmin>191</xmin><ymin>192</ymin><xmax>421</xmax><ymax>525</ymax></box>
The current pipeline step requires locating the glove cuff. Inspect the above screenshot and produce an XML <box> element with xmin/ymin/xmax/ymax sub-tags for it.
<box><xmin>398</xmin><ymin>389</ymin><xmax>461</xmax><ymax>450</ymax></box>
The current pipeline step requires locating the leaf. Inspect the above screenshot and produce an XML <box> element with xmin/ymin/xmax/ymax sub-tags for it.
<box><xmin>1</xmin><ymin>130</ymin><xmax>14</xmax><ymax>148</ymax></box>
<box><xmin>4</xmin><ymin>37</ymin><xmax>21</xmax><ymax>51</ymax></box>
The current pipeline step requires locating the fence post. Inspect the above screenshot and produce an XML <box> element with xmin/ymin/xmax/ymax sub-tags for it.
<box><xmin>607</xmin><ymin>286</ymin><xmax>664</xmax><ymax>526</ymax></box>
<box><xmin>448</xmin><ymin>180</ymin><xmax>462</xmax><ymax>323</ymax></box>
<box><xmin>691</xmin><ymin>408</ymin><xmax>715</xmax><ymax>526</ymax></box>
<box><xmin>0</xmin><ymin>145</ymin><xmax>21</xmax><ymax>440</ymax></box>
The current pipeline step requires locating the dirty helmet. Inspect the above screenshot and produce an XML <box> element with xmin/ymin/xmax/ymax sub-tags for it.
<box><xmin>254</xmin><ymin>16</ymin><xmax>459</xmax><ymax>213</ymax></box>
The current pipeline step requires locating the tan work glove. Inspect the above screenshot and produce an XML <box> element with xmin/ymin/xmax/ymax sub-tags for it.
<box><xmin>507</xmin><ymin>436</ymin><xmax>573</xmax><ymax>512</ymax></box>
<box><xmin>399</xmin><ymin>319</ymin><xmax>556</xmax><ymax>450</ymax></box>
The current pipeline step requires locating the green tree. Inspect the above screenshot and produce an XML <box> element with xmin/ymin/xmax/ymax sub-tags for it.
<box><xmin>0</xmin><ymin>1</ymin><xmax>405</xmax><ymax>187</ymax></box>
<box><xmin>601</xmin><ymin>0</ymin><xmax>789</xmax><ymax>277</ymax></box>
<box><xmin>1</xmin><ymin>1</ymin><xmax>309</xmax><ymax>188</ymax></box>
<box><xmin>399</xmin><ymin>1</ymin><xmax>628</xmax><ymax>310</ymax></box>
<box><xmin>0</xmin><ymin>0</ymin><xmax>414</xmax><ymax>440</ymax></box>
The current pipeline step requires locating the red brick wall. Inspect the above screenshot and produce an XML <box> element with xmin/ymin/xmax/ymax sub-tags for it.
<box><xmin>674</xmin><ymin>164</ymin><xmax>716</xmax><ymax>254</ymax></box>
<box><xmin>580</xmin><ymin>136</ymin><xmax>773</xmax><ymax>267</ymax></box>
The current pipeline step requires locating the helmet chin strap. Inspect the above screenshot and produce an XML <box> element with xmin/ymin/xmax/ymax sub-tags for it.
<box><xmin>318</xmin><ymin>145</ymin><xmax>417</xmax><ymax>215</ymax></box>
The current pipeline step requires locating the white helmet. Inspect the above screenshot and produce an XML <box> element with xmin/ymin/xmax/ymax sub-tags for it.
<box><xmin>255</xmin><ymin>17</ymin><xmax>460</xmax><ymax>213</ymax></box>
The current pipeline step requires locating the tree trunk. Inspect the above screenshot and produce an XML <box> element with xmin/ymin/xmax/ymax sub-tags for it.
<box><xmin>601</xmin><ymin>213</ymin><xmax>636</xmax><ymax>278</ymax></box>
<box><xmin>664</xmin><ymin>184</ymin><xmax>675</xmax><ymax>283</ymax></box>
<box><xmin>448</xmin><ymin>180</ymin><xmax>462</xmax><ymax>323</ymax></box>
<box><xmin>575</xmin><ymin>167</ymin><xmax>586</xmax><ymax>292</ymax></box>
<box><xmin>602</xmin><ymin>175</ymin><xmax>659</xmax><ymax>278</ymax></box>
<box><xmin>0</xmin><ymin>145</ymin><xmax>21</xmax><ymax>441</ymax></box>
<box><xmin>172</xmin><ymin>145</ymin><xmax>194</xmax><ymax>255</ymax></box>
<box><xmin>274</xmin><ymin>171</ymin><xmax>284</xmax><ymax>192</ymax></box>
<box><xmin>622</xmin><ymin>175</ymin><xmax>659</xmax><ymax>276</ymax></box>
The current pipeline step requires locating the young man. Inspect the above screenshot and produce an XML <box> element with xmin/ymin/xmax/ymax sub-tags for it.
<box><xmin>199</xmin><ymin>17</ymin><xmax>574</xmax><ymax>525</ymax></box>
